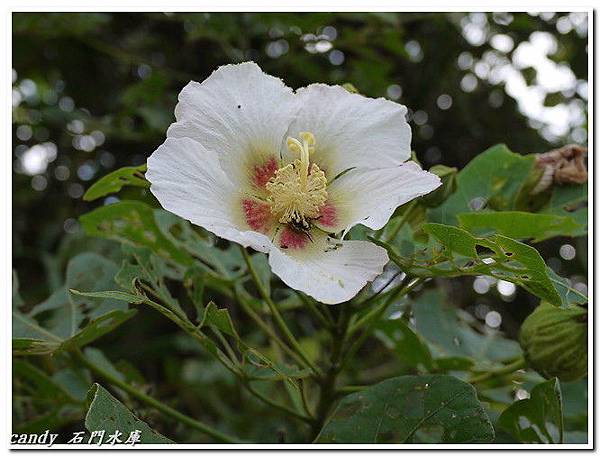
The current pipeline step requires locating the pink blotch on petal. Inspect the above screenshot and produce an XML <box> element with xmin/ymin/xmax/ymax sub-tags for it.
<box><xmin>242</xmin><ymin>198</ymin><xmax>272</xmax><ymax>233</ymax></box>
<box><xmin>280</xmin><ymin>227</ymin><xmax>310</xmax><ymax>250</ymax></box>
<box><xmin>318</xmin><ymin>203</ymin><xmax>338</xmax><ymax>228</ymax></box>
<box><xmin>253</xmin><ymin>157</ymin><xmax>278</xmax><ymax>188</ymax></box>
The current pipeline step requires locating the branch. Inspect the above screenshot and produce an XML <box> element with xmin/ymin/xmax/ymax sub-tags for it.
<box><xmin>71</xmin><ymin>348</ymin><xmax>242</xmax><ymax>444</ymax></box>
<box><xmin>240</xmin><ymin>247</ymin><xmax>322</xmax><ymax>378</ymax></box>
<box><xmin>243</xmin><ymin>381</ymin><xmax>315</xmax><ymax>425</ymax></box>
<box><xmin>469</xmin><ymin>357</ymin><xmax>527</xmax><ymax>384</ymax></box>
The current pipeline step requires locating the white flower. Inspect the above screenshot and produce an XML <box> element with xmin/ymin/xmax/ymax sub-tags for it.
<box><xmin>146</xmin><ymin>62</ymin><xmax>441</xmax><ymax>304</ymax></box>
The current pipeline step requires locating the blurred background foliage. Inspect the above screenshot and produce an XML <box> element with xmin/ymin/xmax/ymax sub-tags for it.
<box><xmin>12</xmin><ymin>12</ymin><xmax>588</xmax><ymax>443</ymax></box>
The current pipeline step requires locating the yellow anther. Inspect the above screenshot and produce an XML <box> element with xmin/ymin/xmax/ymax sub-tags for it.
<box><xmin>300</xmin><ymin>131</ymin><xmax>316</xmax><ymax>149</ymax></box>
<box><xmin>266</xmin><ymin>132</ymin><xmax>327</xmax><ymax>228</ymax></box>
<box><xmin>286</xmin><ymin>137</ymin><xmax>303</xmax><ymax>155</ymax></box>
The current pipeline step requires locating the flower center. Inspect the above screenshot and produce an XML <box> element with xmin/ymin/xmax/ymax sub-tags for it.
<box><xmin>266</xmin><ymin>132</ymin><xmax>327</xmax><ymax>228</ymax></box>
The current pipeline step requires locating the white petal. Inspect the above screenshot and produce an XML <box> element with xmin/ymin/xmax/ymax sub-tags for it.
<box><xmin>268</xmin><ymin>230</ymin><xmax>388</xmax><ymax>304</ymax></box>
<box><xmin>283</xmin><ymin>84</ymin><xmax>411</xmax><ymax>178</ymax></box>
<box><xmin>167</xmin><ymin>62</ymin><xmax>298</xmax><ymax>192</ymax></box>
<box><xmin>146</xmin><ymin>137</ymin><xmax>274</xmax><ymax>253</ymax></box>
<box><xmin>316</xmin><ymin>161</ymin><xmax>442</xmax><ymax>234</ymax></box>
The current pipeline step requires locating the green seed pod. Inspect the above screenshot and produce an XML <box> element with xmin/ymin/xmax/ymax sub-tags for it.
<box><xmin>520</xmin><ymin>302</ymin><xmax>587</xmax><ymax>382</ymax></box>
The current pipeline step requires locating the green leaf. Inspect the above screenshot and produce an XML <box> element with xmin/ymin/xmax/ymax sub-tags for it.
<box><xmin>13</xmin><ymin>312</ymin><xmax>63</xmax><ymax>355</ymax></box>
<box><xmin>14</xmin><ymin>309</ymin><xmax>136</xmax><ymax>355</ymax></box>
<box><xmin>113</xmin><ymin>255</ymin><xmax>238</xmax><ymax>371</ymax></box>
<box><xmin>561</xmin><ymin>378</ymin><xmax>587</xmax><ymax>436</ymax></box>
<box><xmin>80</xmin><ymin>201</ymin><xmax>193</xmax><ymax>266</ymax></box>
<box><xmin>184</xmin><ymin>265</ymin><xmax>206</xmax><ymax>321</ymax></box>
<box><xmin>428</xmin><ymin>144</ymin><xmax>536</xmax><ymax>225</ymax></box>
<box><xmin>13</xmin><ymin>253</ymin><xmax>136</xmax><ymax>355</ymax></box>
<box><xmin>81</xmin><ymin>348</ymin><xmax>145</xmax><ymax>402</ymax></box>
<box><xmin>458</xmin><ymin>211</ymin><xmax>582</xmax><ymax>242</ymax></box>
<box><xmin>27</xmin><ymin>253</ymin><xmax>127</xmax><ymax>338</ymax></box>
<box><xmin>425</xmin><ymin>144</ymin><xmax>587</xmax><ymax>240</ymax></box>
<box><xmin>539</xmin><ymin>184</ymin><xmax>587</xmax><ymax>236</ymax></box>
<box><xmin>547</xmin><ymin>268</ymin><xmax>588</xmax><ymax>307</ymax></box>
<box><xmin>412</xmin><ymin>290</ymin><xmax>521</xmax><ymax>365</ymax></box>
<box><xmin>83</xmin><ymin>164</ymin><xmax>149</xmax><ymax>202</ymax></box>
<box><xmin>13</xmin><ymin>359</ymin><xmax>76</xmax><ymax>404</ymax></box>
<box><xmin>12</xmin><ymin>360</ymin><xmax>88</xmax><ymax>434</ymax></box>
<box><xmin>196</xmin><ymin>302</ymin><xmax>309</xmax><ymax>383</ymax></box>
<box><xmin>374</xmin><ymin>318</ymin><xmax>434</xmax><ymax>371</ymax></box>
<box><xmin>490</xmin><ymin>234</ymin><xmax>562</xmax><ymax>306</ymax></box>
<box><xmin>497</xmin><ymin>378</ymin><xmax>563</xmax><ymax>443</ymax></box>
<box><xmin>115</xmin><ymin>245</ymin><xmax>186</xmax><ymax>318</ymax></box>
<box><xmin>60</xmin><ymin>309</ymin><xmax>137</xmax><ymax>351</ymax></box>
<box><xmin>84</xmin><ymin>347</ymin><xmax>127</xmax><ymax>383</ymax></box>
<box><xmin>70</xmin><ymin>289</ymin><xmax>146</xmax><ymax>304</ymax></box>
<box><xmin>153</xmin><ymin>209</ymin><xmax>245</xmax><ymax>278</ymax></box>
<box><xmin>374</xmin><ymin>223</ymin><xmax>566</xmax><ymax>306</ymax></box>
<box><xmin>316</xmin><ymin>375</ymin><xmax>494</xmax><ymax>443</ymax></box>
<box><xmin>241</xmin><ymin>350</ymin><xmax>310</xmax><ymax>381</ymax></box>
<box><xmin>52</xmin><ymin>368</ymin><xmax>93</xmax><ymax>403</ymax></box>
<box><xmin>85</xmin><ymin>383</ymin><xmax>173</xmax><ymax>443</ymax></box>
<box><xmin>65</xmin><ymin>252</ymin><xmax>128</xmax><ymax>321</ymax></box>
<box><xmin>425</xmin><ymin>223</ymin><xmax>477</xmax><ymax>257</ymax></box>
<box><xmin>199</xmin><ymin>301</ymin><xmax>239</xmax><ymax>338</ymax></box>
<box><xmin>12</xmin><ymin>271</ymin><xmax>62</xmax><ymax>354</ymax></box>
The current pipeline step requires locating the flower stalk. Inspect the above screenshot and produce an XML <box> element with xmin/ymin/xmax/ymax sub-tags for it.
<box><xmin>241</xmin><ymin>246</ymin><xmax>323</xmax><ymax>378</ymax></box>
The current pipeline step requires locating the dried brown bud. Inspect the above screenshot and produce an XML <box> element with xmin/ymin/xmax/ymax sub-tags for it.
<box><xmin>532</xmin><ymin>144</ymin><xmax>588</xmax><ymax>194</ymax></box>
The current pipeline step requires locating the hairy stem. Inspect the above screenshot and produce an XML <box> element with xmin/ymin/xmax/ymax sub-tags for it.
<box><xmin>297</xmin><ymin>292</ymin><xmax>335</xmax><ymax>328</ymax></box>
<box><xmin>140</xmin><ymin>295</ymin><xmax>309</xmax><ymax>424</ymax></box>
<box><xmin>469</xmin><ymin>357</ymin><xmax>527</xmax><ymax>384</ymax></box>
<box><xmin>348</xmin><ymin>277</ymin><xmax>423</xmax><ymax>337</ymax></box>
<box><xmin>241</xmin><ymin>247</ymin><xmax>322</xmax><ymax>378</ymax></box>
<box><xmin>310</xmin><ymin>305</ymin><xmax>351</xmax><ymax>439</ymax></box>
<box><xmin>244</xmin><ymin>382</ymin><xmax>315</xmax><ymax>425</ymax></box>
<box><xmin>339</xmin><ymin>278</ymin><xmax>424</xmax><ymax>374</ymax></box>
<box><xmin>335</xmin><ymin>385</ymin><xmax>366</xmax><ymax>395</ymax></box>
<box><xmin>235</xmin><ymin>285</ymin><xmax>309</xmax><ymax>368</ymax></box>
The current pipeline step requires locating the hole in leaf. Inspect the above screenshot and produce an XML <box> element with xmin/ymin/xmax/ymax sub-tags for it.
<box><xmin>475</xmin><ymin>244</ymin><xmax>494</xmax><ymax>256</ymax></box>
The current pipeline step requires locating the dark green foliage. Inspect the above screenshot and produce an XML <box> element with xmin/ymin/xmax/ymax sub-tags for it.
<box><xmin>316</xmin><ymin>375</ymin><xmax>494</xmax><ymax>443</ymax></box>
<box><xmin>497</xmin><ymin>378</ymin><xmax>563</xmax><ymax>443</ymax></box>
<box><xmin>12</xmin><ymin>12</ymin><xmax>588</xmax><ymax>445</ymax></box>
<box><xmin>85</xmin><ymin>384</ymin><xmax>173</xmax><ymax>444</ymax></box>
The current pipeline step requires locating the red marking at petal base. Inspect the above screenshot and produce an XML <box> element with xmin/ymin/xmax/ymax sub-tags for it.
<box><xmin>280</xmin><ymin>227</ymin><xmax>310</xmax><ymax>250</ymax></box>
<box><xmin>242</xmin><ymin>199</ymin><xmax>272</xmax><ymax>233</ymax></box>
<box><xmin>318</xmin><ymin>203</ymin><xmax>338</xmax><ymax>228</ymax></box>
<box><xmin>253</xmin><ymin>157</ymin><xmax>278</xmax><ymax>188</ymax></box>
